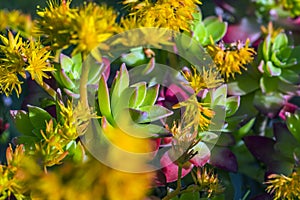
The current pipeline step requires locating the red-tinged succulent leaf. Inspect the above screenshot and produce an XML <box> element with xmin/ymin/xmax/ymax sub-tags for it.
<box><xmin>243</xmin><ymin>136</ymin><xmax>275</xmax><ymax>165</ymax></box>
<box><xmin>160</xmin><ymin>151</ymin><xmax>194</xmax><ymax>183</ymax></box>
<box><xmin>209</xmin><ymin>146</ymin><xmax>238</xmax><ymax>172</ymax></box>
<box><xmin>189</xmin><ymin>142</ymin><xmax>210</xmax><ymax>167</ymax></box>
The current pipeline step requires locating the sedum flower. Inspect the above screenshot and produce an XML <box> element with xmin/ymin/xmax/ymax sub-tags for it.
<box><xmin>0</xmin><ymin>145</ymin><xmax>28</xmax><ymax>199</ymax></box>
<box><xmin>192</xmin><ymin>167</ymin><xmax>224</xmax><ymax>198</ymax></box>
<box><xmin>182</xmin><ymin>66</ymin><xmax>223</xmax><ymax>94</ymax></box>
<box><xmin>0</xmin><ymin>31</ymin><xmax>55</xmax><ymax>97</ymax></box>
<box><xmin>58</xmin><ymin>100</ymin><xmax>99</xmax><ymax>140</ymax></box>
<box><xmin>0</xmin><ymin>10</ymin><xmax>33</xmax><ymax>37</ymax></box>
<box><xmin>124</xmin><ymin>0</ymin><xmax>201</xmax><ymax>32</ymax></box>
<box><xmin>35</xmin><ymin>119</ymin><xmax>69</xmax><ymax>170</ymax></box>
<box><xmin>35</xmin><ymin>0</ymin><xmax>77</xmax><ymax>50</ymax></box>
<box><xmin>173</xmin><ymin>95</ymin><xmax>215</xmax><ymax>132</ymax></box>
<box><xmin>70</xmin><ymin>2</ymin><xmax>119</xmax><ymax>56</ymax></box>
<box><xmin>23</xmin><ymin>39</ymin><xmax>55</xmax><ymax>85</ymax></box>
<box><xmin>207</xmin><ymin>38</ymin><xmax>256</xmax><ymax>80</ymax></box>
<box><xmin>265</xmin><ymin>170</ymin><xmax>300</xmax><ymax>200</ymax></box>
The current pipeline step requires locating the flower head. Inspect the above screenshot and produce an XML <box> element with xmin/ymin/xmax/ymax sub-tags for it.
<box><xmin>23</xmin><ymin>39</ymin><xmax>55</xmax><ymax>85</ymax></box>
<box><xmin>173</xmin><ymin>95</ymin><xmax>215</xmax><ymax>132</ymax></box>
<box><xmin>70</xmin><ymin>3</ymin><xmax>119</xmax><ymax>56</ymax></box>
<box><xmin>35</xmin><ymin>0</ymin><xmax>77</xmax><ymax>50</ymax></box>
<box><xmin>265</xmin><ymin>170</ymin><xmax>300</xmax><ymax>200</ymax></box>
<box><xmin>207</xmin><ymin>38</ymin><xmax>256</xmax><ymax>80</ymax></box>
<box><xmin>192</xmin><ymin>167</ymin><xmax>224</xmax><ymax>198</ymax></box>
<box><xmin>261</xmin><ymin>22</ymin><xmax>284</xmax><ymax>41</ymax></box>
<box><xmin>182</xmin><ymin>66</ymin><xmax>223</xmax><ymax>93</ymax></box>
<box><xmin>124</xmin><ymin>0</ymin><xmax>201</xmax><ymax>32</ymax></box>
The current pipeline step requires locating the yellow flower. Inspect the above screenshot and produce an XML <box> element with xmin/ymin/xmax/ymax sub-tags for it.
<box><xmin>35</xmin><ymin>0</ymin><xmax>77</xmax><ymax>50</ymax></box>
<box><xmin>0</xmin><ymin>145</ymin><xmax>28</xmax><ymax>199</ymax></box>
<box><xmin>207</xmin><ymin>38</ymin><xmax>256</xmax><ymax>80</ymax></box>
<box><xmin>70</xmin><ymin>2</ymin><xmax>119</xmax><ymax>56</ymax></box>
<box><xmin>192</xmin><ymin>167</ymin><xmax>224</xmax><ymax>198</ymax></box>
<box><xmin>173</xmin><ymin>95</ymin><xmax>215</xmax><ymax>132</ymax></box>
<box><xmin>125</xmin><ymin>0</ymin><xmax>201</xmax><ymax>32</ymax></box>
<box><xmin>261</xmin><ymin>22</ymin><xmax>284</xmax><ymax>41</ymax></box>
<box><xmin>0</xmin><ymin>32</ymin><xmax>26</xmax><ymax>97</ymax></box>
<box><xmin>0</xmin><ymin>10</ymin><xmax>33</xmax><ymax>37</ymax></box>
<box><xmin>23</xmin><ymin>39</ymin><xmax>55</xmax><ymax>85</ymax></box>
<box><xmin>182</xmin><ymin>66</ymin><xmax>223</xmax><ymax>93</ymax></box>
<box><xmin>0</xmin><ymin>68</ymin><xmax>23</xmax><ymax>97</ymax></box>
<box><xmin>265</xmin><ymin>170</ymin><xmax>300</xmax><ymax>200</ymax></box>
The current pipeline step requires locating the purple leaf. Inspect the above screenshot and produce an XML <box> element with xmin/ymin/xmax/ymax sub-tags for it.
<box><xmin>210</xmin><ymin>146</ymin><xmax>238</xmax><ymax>172</ymax></box>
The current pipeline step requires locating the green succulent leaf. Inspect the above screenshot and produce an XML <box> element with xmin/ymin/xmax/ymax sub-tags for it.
<box><xmin>259</xmin><ymin>76</ymin><xmax>278</xmax><ymax>93</ymax></box>
<box><xmin>262</xmin><ymin>35</ymin><xmax>271</xmax><ymax>60</ymax></box>
<box><xmin>60</xmin><ymin>53</ymin><xmax>73</xmax><ymax>72</ymax></box>
<box><xmin>203</xmin><ymin>16</ymin><xmax>227</xmax><ymax>44</ymax></box>
<box><xmin>264</xmin><ymin>61</ymin><xmax>281</xmax><ymax>76</ymax></box>
<box><xmin>279</xmin><ymin>69</ymin><xmax>300</xmax><ymax>84</ymax></box>
<box><xmin>28</xmin><ymin>105</ymin><xmax>55</xmax><ymax>138</ymax></box>
<box><xmin>225</xmin><ymin>96</ymin><xmax>240</xmax><ymax>117</ymax></box>
<box><xmin>10</xmin><ymin>110</ymin><xmax>35</xmax><ymax>136</ymax></box>
<box><xmin>129</xmin><ymin>82</ymin><xmax>147</xmax><ymax>108</ymax></box>
<box><xmin>98</xmin><ymin>74</ymin><xmax>113</xmax><ymax>125</ymax></box>
<box><xmin>140</xmin><ymin>84</ymin><xmax>160</xmax><ymax>107</ymax></box>
<box><xmin>137</xmin><ymin>105</ymin><xmax>173</xmax><ymax>123</ymax></box>
<box><xmin>179</xmin><ymin>191</ymin><xmax>200</xmax><ymax>200</ymax></box>
<box><xmin>286</xmin><ymin>112</ymin><xmax>300</xmax><ymax>143</ymax></box>
<box><xmin>272</xmin><ymin>33</ymin><xmax>288</xmax><ymax>51</ymax></box>
<box><xmin>111</xmin><ymin>64</ymin><xmax>130</xmax><ymax>109</ymax></box>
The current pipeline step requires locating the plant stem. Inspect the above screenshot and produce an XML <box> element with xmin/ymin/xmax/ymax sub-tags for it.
<box><xmin>162</xmin><ymin>163</ymin><xmax>183</xmax><ymax>200</ymax></box>
<box><xmin>79</xmin><ymin>55</ymin><xmax>89</xmax><ymax>108</ymax></box>
<box><xmin>39</xmin><ymin>81</ymin><xmax>57</xmax><ymax>100</ymax></box>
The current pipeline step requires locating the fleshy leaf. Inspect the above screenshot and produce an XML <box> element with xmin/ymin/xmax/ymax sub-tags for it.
<box><xmin>137</xmin><ymin>105</ymin><xmax>173</xmax><ymax>123</ymax></box>
<box><xmin>111</xmin><ymin>64</ymin><xmax>130</xmax><ymax>109</ymax></box>
<box><xmin>141</xmin><ymin>84</ymin><xmax>160</xmax><ymax>107</ymax></box>
<box><xmin>98</xmin><ymin>74</ymin><xmax>113</xmax><ymax>125</ymax></box>
<box><xmin>272</xmin><ymin>33</ymin><xmax>288</xmax><ymax>51</ymax></box>
<box><xmin>225</xmin><ymin>96</ymin><xmax>240</xmax><ymax>117</ymax></box>
<box><xmin>286</xmin><ymin>111</ymin><xmax>300</xmax><ymax>143</ymax></box>
<box><xmin>210</xmin><ymin>146</ymin><xmax>238</xmax><ymax>172</ymax></box>
<box><xmin>130</xmin><ymin>82</ymin><xmax>147</xmax><ymax>108</ymax></box>
<box><xmin>28</xmin><ymin>105</ymin><xmax>53</xmax><ymax>132</ymax></box>
<box><xmin>10</xmin><ymin>110</ymin><xmax>35</xmax><ymax>136</ymax></box>
<box><xmin>259</xmin><ymin>76</ymin><xmax>278</xmax><ymax>93</ymax></box>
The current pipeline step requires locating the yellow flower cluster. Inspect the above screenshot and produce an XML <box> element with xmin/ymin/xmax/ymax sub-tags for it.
<box><xmin>122</xmin><ymin>0</ymin><xmax>201</xmax><ymax>32</ymax></box>
<box><xmin>0</xmin><ymin>145</ymin><xmax>28</xmax><ymax>200</ymax></box>
<box><xmin>182</xmin><ymin>66</ymin><xmax>223</xmax><ymax>93</ymax></box>
<box><xmin>265</xmin><ymin>170</ymin><xmax>300</xmax><ymax>200</ymax></box>
<box><xmin>0</xmin><ymin>32</ymin><xmax>54</xmax><ymax>97</ymax></box>
<box><xmin>207</xmin><ymin>38</ymin><xmax>256</xmax><ymax>80</ymax></box>
<box><xmin>173</xmin><ymin>95</ymin><xmax>215</xmax><ymax>132</ymax></box>
<box><xmin>0</xmin><ymin>10</ymin><xmax>33</xmax><ymax>37</ymax></box>
<box><xmin>192</xmin><ymin>167</ymin><xmax>224</xmax><ymax>198</ymax></box>
<box><xmin>36</xmin><ymin>0</ymin><xmax>119</xmax><ymax>56</ymax></box>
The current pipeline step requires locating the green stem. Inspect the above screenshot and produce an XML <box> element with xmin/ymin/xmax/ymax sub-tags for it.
<box><xmin>79</xmin><ymin>54</ymin><xmax>89</xmax><ymax>108</ymax></box>
<box><xmin>39</xmin><ymin>81</ymin><xmax>57</xmax><ymax>100</ymax></box>
<box><xmin>162</xmin><ymin>163</ymin><xmax>183</xmax><ymax>200</ymax></box>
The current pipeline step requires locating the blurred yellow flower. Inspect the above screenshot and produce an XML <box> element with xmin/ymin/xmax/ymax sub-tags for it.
<box><xmin>124</xmin><ymin>0</ymin><xmax>201</xmax><ymax>32</ymax></box>
<box><xmin>70</xmin><ymin>3</ymin><xmax>119</xmax><ymax>56</ymax></box>
<box><xmin>0</xmin><ymin>10</ymin><xmax>33</xmax><ymax>37</ymax></box>
<box><xmin>207</xmin><ymin>38</ymin><xmax>256</xmax><ymax>80</ymax></box>
<box><xmin>0</xmin><ymin>145</ymin><xmax>28</xmax><ymax>199</ymax></box>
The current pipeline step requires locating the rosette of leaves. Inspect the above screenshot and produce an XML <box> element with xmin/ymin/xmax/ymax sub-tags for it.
<box><xmin>97</xmin><ymin>62</ymin><xmax>172</xmax><ymax>135</ymax></box>
<box><xmin>189</xmin><ymin>12</ymin><xmax>227</xmax><ymax>46</ymax></box>
<box><xmin>227</xmin><ymin>32</ymin><xmax>300</xmax><ymax>119</ymax></box>
<box><xmin>53</xmin><ymin>53</ymin><xmax>109</xmax><ymax>98</ymax></box>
